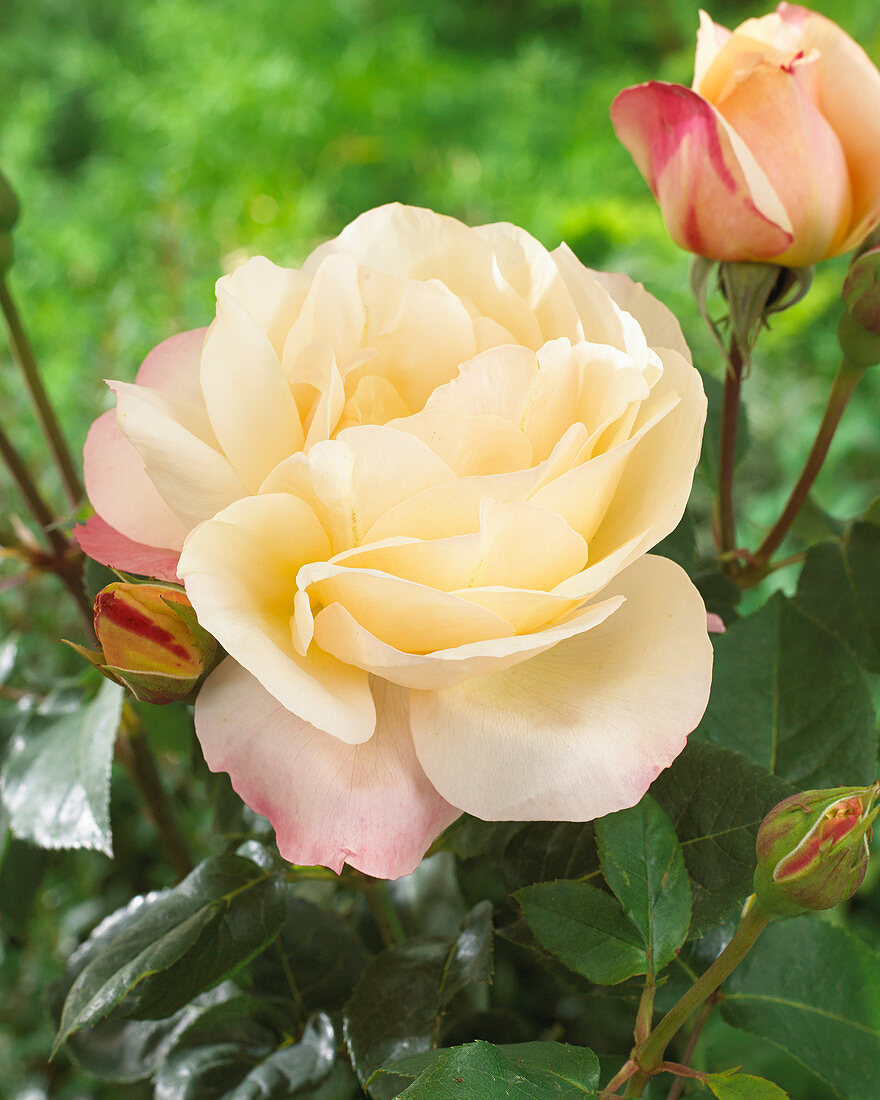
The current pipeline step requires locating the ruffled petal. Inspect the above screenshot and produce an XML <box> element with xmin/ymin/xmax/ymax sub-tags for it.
<box><xmin>409</xmin><ymin>555</ymin><xmax>712</xmax><ymax>819</ymax></box>
<box><xmin>83</xmin><ymin>410</ymin><xmax>188</xmax><ymax>550</ymax></box>
<box><xmin>195</xmin><ymin>660</ymin><xmax>459</xmax><ymax>878</ymax></box>
<box><xmin>135</xmin><ymin>328</ymin><xmax>209</xmax><ymax>405</ymax></box>
<box><xmin>178</xmin><ymin>493</ymin><xmax>375</xmax><ymax>743</ymax></box>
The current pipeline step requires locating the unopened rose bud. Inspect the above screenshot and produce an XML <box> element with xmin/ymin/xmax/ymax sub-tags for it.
<box><xmin>754</xmin><ymin>784</ymin><xmax>880</xmax><ymax>916</ymax></box>
<box><xmin>68</xmin><ymin>582</ymin><xmax>218</xmax><ymax>704</ymax></box>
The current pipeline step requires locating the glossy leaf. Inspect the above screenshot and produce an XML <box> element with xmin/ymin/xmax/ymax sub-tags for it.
<box><xmin>344</xmin><ymin>903</ymin><xmax>494</xmax><ymax>1092</ymax></box>
<box><xmin>794</xmin><ymin>523</ymin><xmax>880</xmax><ymax>672</ymax></box>
<box><xmin>250</xmin><ymin>894</ymin><xmax>367</xmax><ymax>1012</ymax></box>
<box><xmin>0</xmin><ymin>678</ymin><xmax>124</xmax><ymax>854</ymax></box>
<box><xmin>54</xmin><ymin>854</ymin><xmax>286</xmax><ymax>1053</ymax></box>
<box><xmin>696</xmin><ymin>593</ymin><xmax>877</xmax><ymax>788</ymax></box>
<box><xmin>651</xmin><ymin>742</ymin><xmax>792</xmax><ymax>930</ymax></box>
<box><xmin>595</xmin><ymin>796</ymin><xmax>691</xmax><ymax>974</ymax></box>
<box><xmin>515</xmin><ymin>880</ymin><xmax>646</xmax><ymax>984</ymax></box>
<box><xmin>377</xmin><ymin>1040</ymin><xmax>601</xmax><ymax>1098</ymax></box>
<box><xmin>722</xmin><ymin>917</ymin><xmax>880</xmax><ymax>1099</ymax></box>
<box><xmin>704</xmin><ymin>1071</ymin><xmax>790</xmax><ymax>1099</ymax></box>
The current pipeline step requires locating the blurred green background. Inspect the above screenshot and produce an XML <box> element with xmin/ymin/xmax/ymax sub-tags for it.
<box><xmin>2</xmin><ymin>1</ymin><xmax>880</xmax><ymax>1094</ymax></box>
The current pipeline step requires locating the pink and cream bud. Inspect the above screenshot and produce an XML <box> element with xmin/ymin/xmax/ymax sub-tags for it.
<box><xmin>85</xmin><ymin>581</ymin><xmax>218</xmax><ymax>704</ymax></box>
<box><xmin>754</xmin><ymin>783</ymin><xmax>880</xmax><ymax>916</ymax></box>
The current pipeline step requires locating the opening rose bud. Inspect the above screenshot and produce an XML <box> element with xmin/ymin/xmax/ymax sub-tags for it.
<box><xmin>612</xmin><ymin>4</ymin><xmax>880</xmax><ymax>265</ymax></box>
<box><xmin>754</xmin><ymin>783</ymin><xmax>880</xmax><ymax>916</ymax></box>
<box><xmin>74</xmin><ymin>581</ymin><xmax>218</xmax><ymax>704</ymax></box>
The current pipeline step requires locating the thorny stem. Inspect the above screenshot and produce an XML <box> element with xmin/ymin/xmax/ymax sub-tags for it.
<box><xmin>0</xmin><ymin>276</ymin><xmax>83</xmax><ymax>509</ymax></box>
<box><xmin>117</xmin><ymin>703</ymin><xmax>194</xmax><ymax>881</ymax></box>
<box><xmin>716</xmin><ymin>336</ymin><xmax>745</xmax><ymax>573</ymax></box>
<box><xmin>749</xmin><ymin>358</ymin><xmax>864</xmax><ymax>573</ymax></box>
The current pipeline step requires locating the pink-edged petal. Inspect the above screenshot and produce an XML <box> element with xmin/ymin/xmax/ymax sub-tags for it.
<box><xmin>195</xmin><ymin>659</ymin><xmax>459</xmax><ymax>878</ymax></box>
<box><xmin>84</xmin><ymin>410</ymin><xmax>188</xmax><ymax>550</ymax></box>
<box><xmin>409</xmin><ymin>555</ymin><xmax>712</xmax><ymax>820</ymax></box>
<box><xmin>75</xmin><ymin>514</ymin><xmax>180</xmax><ymax>582</ymax></box>
<box><xmin>611</xmin><ymin>82</ymin><xmax>793</xmax><ymax>261</ymax></box>
<box><xmin>135</xmin><ymin>328</ymin><xmax>208</xmax><ymax>405</ymax></box>
<box><xmin>312</xmin><ymin>592</ymin><xmax>624</xmax><ymax>691</ymax></box>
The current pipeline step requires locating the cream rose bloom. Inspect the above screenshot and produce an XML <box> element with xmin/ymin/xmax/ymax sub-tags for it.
<box><xmin>78</xmin><ymin>204</ymin><xmax>712</xmax><ymax>879</ymax></box>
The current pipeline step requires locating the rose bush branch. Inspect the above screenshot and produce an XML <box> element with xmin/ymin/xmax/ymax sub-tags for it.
<box><xmin>716</xmin><ymin>335</ymin><xmax>745</xmax><ymax>566</ymax></box>
<box><xmin>748</xmin><ymin>356</ymin><xmax>865</xmax><ymax>574</ymax></box>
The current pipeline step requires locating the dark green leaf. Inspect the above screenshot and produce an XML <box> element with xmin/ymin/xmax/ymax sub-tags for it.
<box><xmin>54</xmin><ymin>854</ymin><xmax>286</xmax><ymax>1052</ymax></box>
<box><xmin>651</xmin><ymin>742</ymin><xmax>792</xmax><ymax>930</ymax></box>
<box><xmin>722</xmin><ymin>917</ymin><xmax>880</xmax><ymax>1099</ymax></box>
<box><xmin>153</xmin><ymin>1043</ymin><xmax>257</xmax><ymax>1099</ymax></box>
<box><xmin>794</xmin><ymin>523</ymin><xmax>880</xmax><ymax>672</ymax></box>
<box><xmin>438</xmin><ymin>900</ymin><xmax>493</xmax><ymax>1006</ymax></box>
<box><xmin>433</xmin><ymin>815</ymin><xmax>525</xmax><ymax>861</ymax></box>
<box><xmin>595</xmin><ymin>796</ymin><xmax>691</xmax><ymax>973</ymax></box>
<box><xmin>0</xmin><ymin>833</ymin><xmax>47</xmax><ymax>937</ymax></box>
<box><xmin>696</xmin><ymin>593</ymin><xmax>877</xmax><ymax>788</ymax></box>
<box><xmin>344</xmin><ymin>904</ymin><xmax>494</xmax><ymax>1092</ymax></box>
<box><xmin>515</xmin><ymin>880</ymin><xmax>646</xmax><ymax>984</ymax></box>
<box><xmin>0</xmin><ymin>678</ymin><xmax>124</xmax><ymax>854</ymax></box>
<box><xmin>226</xmin><ymin>1014</ymin><xmax>336</xmax><ymax>1100</ymax></box>
<box><xmin>704</xmin><ymin>1071</ymin><xmax>790</xmax><ymax>1099</ymax></box>
<box><xmin>250</xmin><ymin>894</ymin><xmax>367</xmax><ymax>1012</ymax></box>
<box><xmin>502</xmin><ymin>823</ymin><xmax>600</xmax><ymax>890</ymax></box>
<box><xmin>379</xmin><ymin>1040</ymin><xmax>601</xmax><ymax>1099</ymax></box>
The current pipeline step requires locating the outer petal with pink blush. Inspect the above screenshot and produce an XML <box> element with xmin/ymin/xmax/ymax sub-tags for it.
<box><xmin>611</xmin><ymin>82</ymin><xmax>793</xmax><ymax>261</ymax></box>
<box><xmin>409</xmin><ymin>555</ymin><xmax>712</xmax><ymax>821</ymax></box>
<box><xmin>74</xmin><ymin>515</ymin><xmax>180</xmax><ymax>583</ymax></box>
<box><xmin>195</xmin><ymin>659</ymin><xmax>460</xmax><ymax>878</ymax></box>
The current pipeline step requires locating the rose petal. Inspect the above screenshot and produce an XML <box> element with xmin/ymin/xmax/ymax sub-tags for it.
<box><xmin>83</xmin><ymin>410</ymin><xmax>188</xmax><ymax>550</ymax></box>
<box><xmin>135</xmin><ymin>328</ymin><xmax>209</xmax><ymax>406</ymax></box>
<box><xmin>611</xmin><ymin>81</ymin><xmax>793</xmax><ymax>260</ymax></box>
<box><xmin>195</xmin><ymin>659</ymin><xmax>459</xmax><ymax>878</ymax></box>
<box><xmin>586</xmin><ymin>268</ymin><xmax>692</xmax><ymax>364</ymax></box>
<box><xmin>178</xmin><ymin>493</ymin><xmax>375</xmax><ymax>743</ymax></box>
<box><xmin>201</xmin><ymin>286</ymin><xmax>304</xmax><ymax>492</ymax></box>
<box><xmin>312</xmin><ymin>592</ymin><xmax>623</xmax><ymax>691</ymax></box>
<box><xmin>714</xmin><ymin>54</ymin><xmax>851</xmax><ymax>265</ymax></box>
<box><xmin>409</xmin><ymin>554</ymin><xmax>712</xmax><ymax>819</ymax></box>
<box><xmin>74</xmin><ymin>514</ymin><xmax>180</xmax><ymax>582</ymax></box>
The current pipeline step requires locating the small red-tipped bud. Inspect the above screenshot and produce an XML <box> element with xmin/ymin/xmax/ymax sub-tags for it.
<box><xmin>840</xmin><ymin>245</ymin><xmax>880</xmax><ymax>367</ymax></box>
<box><xmin>70</xmin><ymin>581</ymin><xmax>218</xmax><ymax>704</ymax></box>
<box><xmin>754</xmin><ymin>784</ymin><xmax>880</xmax><ymax>916</ymax></box>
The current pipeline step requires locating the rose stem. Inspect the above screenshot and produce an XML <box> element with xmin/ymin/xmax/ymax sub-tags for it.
<box><xmin>716</xmin><ymin>335</ymin><xmax>745</xmax><ymax>571</ymax></box>
<box><xmin>664</xmin><ymin>997</ymin><xmax>718</xmax><ymax>1100</ymax></box>
<box><xmin>0</xmin><ymin>275</ymin><xmax>84</xmax><ymax>510</ymax></box>
<box><xmin>0</xmin><ymin>418</ymin><xmax>92</xmax><ymax>631</ymax></box>
<box><xmin>117</xmin><ymin>702</ymin><xmax>194</xmax><ymax>881</ymax></box>
<box><xmin>750</xmin><ymin>357</ymin><xmax>864</xmax><ymax>573</ymax></box>
<box><xmin>622</xmin><ymin>896</ymin><xmax>770</xmax><ymax>1098</ymax></box>
<box><xmin>351</xmin><ymin>871</ymin><xmax>406</xmax><ymax>947</ymax></box>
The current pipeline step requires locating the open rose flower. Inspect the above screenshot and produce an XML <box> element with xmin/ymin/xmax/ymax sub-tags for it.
<box><xmin>77</xmin><ymin>203</ymin><xmax>712</xmax><ymax>878</ymax></box>
<box><xmin>612</xmin><ymin>4</ymin><xmax>880</xmax><ymax>265</ymax></box>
